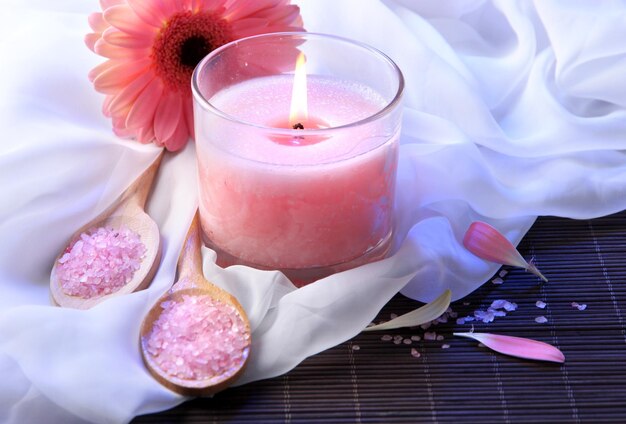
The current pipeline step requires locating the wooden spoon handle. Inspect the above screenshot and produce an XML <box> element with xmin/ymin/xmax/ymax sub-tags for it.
<box><xmin>119</xmin><ymin>150</ymin><xmax>164</xmax><ymax>210</ymax></box>
<box><xmin>176</xmin><ymin>211</ymin><xmax>204</xmax><ymax>286</ymax></box>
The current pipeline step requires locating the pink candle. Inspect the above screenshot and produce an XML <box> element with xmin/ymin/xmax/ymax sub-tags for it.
<box><xmin>192</xmin><ymin>33</ymin><xmax>403</xmax><ymax>284</ymax></box>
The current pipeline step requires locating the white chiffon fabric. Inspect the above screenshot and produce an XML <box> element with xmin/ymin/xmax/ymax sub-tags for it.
<box><xmin>1</xmin><ymin>0</ymin><xmax>626</xmax><ymax>422</ymax></box>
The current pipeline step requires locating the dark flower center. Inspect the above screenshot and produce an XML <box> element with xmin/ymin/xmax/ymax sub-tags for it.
<box><xmin>152</xmin><ymin>11</ymin><xmax>233</xmax><ymax>92</ymax></box>
<box><xmin>180</xmin><ymin>36</ymin><xmax>212</xmax><ymax>69</ymax></box>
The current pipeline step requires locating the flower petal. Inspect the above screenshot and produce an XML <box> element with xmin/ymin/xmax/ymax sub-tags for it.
<box><xmin>103</xmin><ymin>4</ymin><xmax>158</xmax><ymax>37</ymax></box>
<box><xmin>102</xmin><ymin>95</ymin><xmax>115</xmax><ymax>118</ymax></box>
<box><xmin>162</xmin><ymin>116</ymin><xmax>190</xmax><ymax>151</ymax></box>
<box><xmin>454</xmin><ymin>332</ymin><xmax>565</xmax><ymax>363</ymax></box>
<box><xmin>154</xmin><ymin>91</ymin><xmax>183</xmax><ymax>143</ymax></box>
<box><xmin>100</xmin><ymin>0</ymin><xmax>125</xmax><ymax>10</ymax></box>
<box><xmin>112</xmin><ymin>116</ymin><xmax>133</xmax><ymax>138</ymax></box>
<box><xmin>102</xmin><ymin>27</ymin><xmax>153</xmax><ymax>49</ymax></box>
<box><xmin>230</xmin><ymin>18</ymin><xmax>269</xmax><ymax>38</ymax></box>
<box><xmin>364</xmin><ymin>290</ymin><xmax>452</xmax><ymax>331</ymax></box>
<box><xmin>463</xmin><ymin>221</ymin><xmax>548</xmax><ymax>282</ymax></box>
<box><xmin>127</xmin><ymin>0</ymin><xmax>169</xmax><ymax>28</ymax></box>
<box><xmin>137</xmin><ymin>124</ymin><xmax>155</xmax><ymax>144</ymax></box>
<box><xmin>107</xmin><ymin>70</ymin><xmax>155</xmax><ymax>116</ymax></box>
<box><xmin>183</xmin><ymin>98</ymin><xmax>195</xmax><ymax>140</ymax></box>
<box><xmin>224</xmin><ymin>0</ymin><xmax>289</xmax><ymax>21</ymax></box>
<box><xmin>85</xmin><ymin>33</ymin><xmax>101</xmax><ymax>52</ymax></box>
<box><xmin>125</xmin><ymin>78</ymin><xmax>164</xmax><ymax>130</ymax></box>
<box><xmin>93</xmin><ymin>57</ymin><xmax>152</xmax><ymax>94</ymax></box>
<box><xmin>88</xmin><ymin>12</ymin><xmax>107</xmax><ymax>33</ymax></box>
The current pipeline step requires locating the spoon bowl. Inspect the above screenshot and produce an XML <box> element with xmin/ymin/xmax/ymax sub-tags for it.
<box><xmin>50</xmin><ymin>152</ymin><xmax>163</xmax><ymax>309</ymax></box>
<box><xmin>140</xmin><ymin>212</ymin><xmax>251</xmax><ymax>396</ymax></box>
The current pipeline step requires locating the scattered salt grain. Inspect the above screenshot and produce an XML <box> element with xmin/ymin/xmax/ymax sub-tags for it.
<box><xmin>143</xmin><ymin>294</ymin><xmax>250</xmax><ymax>381</ymax></box>
<box><xmin>499</xmin><ymin>270</ymin><xmax>508</xmax><ymax>278</ymax></box>
<box><xmin>535</xmin><ymin>316</ymin><xmax>548</xmax><ymax>324</ymax></box>
<box><xmin>393</xmin><ymin>335</ymin><xmax>403</xmax><ymax>345</ymax></box>
<box><xmin>403</xmin><ymin>339</ymin><xmax>412</xmax><ymax>345</ymax></box>
<box><xmin>57</xmin><ymin>225</ymin><xmax>146</xmax><ymax>298</ymax></box>
<box><xmin>536</xmin><ymin>300</ymin><xmax>547</xmax><ymax>309</ymax></box>
<box><xmin>502</xmin><ymin>301</ymin><xmax>518</xmax><ymax>312</ymax></box>
<box><xmin>424</xmin><ymin>332</ymin><xmax>437</xmax><ymax>341</ymax></box>
<box><xmin>411</xmin><ymin>335</ymin><xmax>421</xmax><ymax>342</ymax></box>
<box><xmin>474</xmin><ymin>309</ymin><xmax>495</xmax><ymax>323</ymax></box>
<box><xmin>490</xmin><ymin>300</ymin><xmax>508</xmax><ymax>309</ymax></box>
<box><xmin>491</xmin><ymin>277</ymin><xmax>504</xmax><ymax>285</ymax></box>
<box><xmin>352</xmin><ymin>345</ymin><xmax>361</xmax><ymax>351</ymax></box>
<box><xmin>442</xmin><ymin>344</ymin><xmax>450</xmax><ymax>349</ymax></box>
<box><xmin>410</xmin><ymin>348</ymin><xmax>421</xmax><ymax>358</ymax></box>
<box><xmin>571</xmin><ymin>302</ymin><xmax>587</xmax><ymax>311</ymax></box>
<box><xmin>472</xmin><ymin>300</ymin><xmax>517</xmax><ymax>323</ymax></box>
<box><xmin>381</xmin><ymin>335</ymin><xmax>393</xmax><ymax>342</ymax></box>
<box><xmin>436</xmin><ymin>335</ymin><xmax>444</xmax><ymax>341</ymax></box>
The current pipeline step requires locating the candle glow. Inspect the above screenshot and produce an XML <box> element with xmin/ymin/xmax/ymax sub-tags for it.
<box><xmin>289</xmin><ymin>52</ymin><xmax>308</xmax><ymax>128</ymax></box>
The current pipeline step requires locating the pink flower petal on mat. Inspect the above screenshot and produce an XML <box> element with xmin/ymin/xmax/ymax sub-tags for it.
<box><xmin>463</xmin><ymin>221</ymin><xmax>548</xmax><ymax>282</ymax></box>
<box><xmin>454</xmin><ymin>332</ymin><xmax>565</xmax><ymax>363</ymax></box>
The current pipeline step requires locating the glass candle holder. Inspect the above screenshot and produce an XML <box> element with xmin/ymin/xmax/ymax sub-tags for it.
<box><xmin>192</xmin><ymin>32</ymin><xmax>404</xmax><ymax>286</ymax></box>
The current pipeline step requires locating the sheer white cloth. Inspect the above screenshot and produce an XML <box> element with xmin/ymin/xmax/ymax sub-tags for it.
<box><xmin>1</xmin><ymin>0</ymin><xmax>626</xmax><ymax>422</ymax></box>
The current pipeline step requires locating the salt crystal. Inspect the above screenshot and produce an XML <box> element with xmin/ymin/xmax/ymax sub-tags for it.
<box><xmin>572</xmin><ymin>302</ymin><xmax>587</xmax><ymax>311</ymax></box>
<box><xmin>403</xmin><ymin>339</ymin><xmax>412</xmax><ymax>345</ymax></box>
<box><xmin>143</xmin><ymin>294</ymin><xmax>250</xmax><ymax>381</ymax></box>
<box><xmin>491</xmin><ymin>277</ymin><xmax>504</xmax><ymax>285</ymax></box>
<box><xmin>410</xmin><ymin>335</ymin><xmax>421</xmax><ymax>341</ymax></box>
<box><xmin>502</xmin><ymin>301</ymin><xmax>518</xmax><ymax>312</ymax></box>
<box><xmin>410</xmin><ymin>348</ymin><xmax>421</xmax><ymax>358</ymax></box>
<box><xmin>499</xmin><ymin>270</ymin><xmax>508</xmax><ymax>278</ymax></box>
<box><xmin>442</xmin><ymin>344</ymin><xmax>450</xmax><ymax>349</ymax></box>
<box><xmin>489</xmin><ymin>308</ymin><xmax>507</xmax><ymax>317</ymax></box>
<box><xmin>352</xmin><ymin>345</ymin><xmax>361</xmax><ymax>351</ymax></box>
<box><xmin>424</xmin><ymin>332</ymin><xmax>437</xmax><ymax>341</ymax></box>
<box><xmin>436</xmin><ymin>335</ymin><xmax>444</xmax><ymax>341</ymax></box>
<box><xmin>535</xmin><ymin>316</ymin><xmax>548</xmax><ymax>324</ymax></box>
<box><xmin>474</xmin><ymin>310</ymin><xmax>495</xmax><ymax>323</ymax></box>
<box><xmin>381</xmin><ymin>335</ymin><xmax>393</xmax><ymax>341</ymax></box>
<box><xmin>490</xmin><ymin>300</ymin><xmax>508</xmax><ymax>309</ymax></box>
<box><xmin>536</xmin><ymin>300</ymin><xmax>547</xmax><ymax>309</ymax></box>
<box><xmin>57</xmin><ymin>225</ymin><xmax>147</xmax><ymax>299</ymax></box>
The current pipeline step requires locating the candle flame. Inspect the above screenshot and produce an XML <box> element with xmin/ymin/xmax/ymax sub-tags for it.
<box><xmin>289</xmin><ymin>52</ymin><xmax>308</xmax><ymax>126</ymax></box>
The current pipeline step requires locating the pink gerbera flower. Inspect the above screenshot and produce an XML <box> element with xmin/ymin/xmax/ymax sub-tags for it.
<box><xmin>86</xmin><ymin>0</ymin><xmax>304</xmax><ymax>151</ymax></box>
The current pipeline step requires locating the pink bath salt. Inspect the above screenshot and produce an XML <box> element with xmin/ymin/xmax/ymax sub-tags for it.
<box><xmin>57</xmin><ymin>225</ymin><xmax>146</xmax><ymax>298</ymax></box>
<box><xmin>144</xmin><ymin>294</ymin><xmax>250</xmax><ymax>382</ymax></box>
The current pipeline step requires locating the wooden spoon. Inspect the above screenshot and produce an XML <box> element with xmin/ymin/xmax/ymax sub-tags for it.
<box><xmin>50</xmin><ymin>152</ymin><xmax>163</xmax><ymax>309</ymax></box>
<box><xmin>139</xmin><ymin>211</ymin><xmax>251</xmax><ymax>396</ymax></box>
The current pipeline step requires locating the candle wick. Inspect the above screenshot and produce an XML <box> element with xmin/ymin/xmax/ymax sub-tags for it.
<box><xmin>292</xmin><ymin>122</ymin><xmax>304</xmax><ymax>130</ymax></box>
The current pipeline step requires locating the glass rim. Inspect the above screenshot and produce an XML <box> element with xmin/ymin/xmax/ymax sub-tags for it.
<box><xmin>191</xmin><ymin>31</ymin><xmax>404</xmax><ymax>135</ymax></box>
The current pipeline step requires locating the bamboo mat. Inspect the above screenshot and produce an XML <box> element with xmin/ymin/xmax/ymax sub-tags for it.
<box><xmin>134</xmin><ymin>211</ymin><xmax>626</xmax><ymax>423</ymax></box>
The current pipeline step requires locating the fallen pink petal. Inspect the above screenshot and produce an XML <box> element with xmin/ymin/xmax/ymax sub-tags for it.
<box><xmin>453</xmin><ymin>332</ymin><xmax>565</xmax><ymax>363</ymax></box>
<box><xmin>463</xmin><ymin>221</ymin><xmax>548</xmax><ymax>282</ymax></box>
